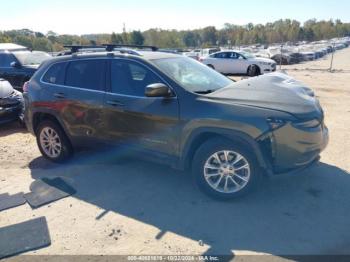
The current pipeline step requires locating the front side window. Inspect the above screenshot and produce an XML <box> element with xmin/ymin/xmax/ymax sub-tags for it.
<box><xmin>227</xmin><ymin>52</ymin><xmax>239</xmax><ymax>59</ymax></box>
<box><xmin>0</xmin><ymin>53</ymin><xmax>16</xmax><ymax>67</ymax></box>
<box><xmin>111</xmin><ymin>60</ymin><xmax>162</xmax><ymax>96</ymax></box>
<box><xmin>65</xmin><ymin>60</ymin><xmax>106</xmax><ymax>91</ymax></box>
<box><xmin>42</xmin><ymin>62</ymin><xmax>66</xmax><ymax>85</ymax></box>
<box><xmin>153</xmin><ymin>57</ymin><xmax>232</xmax><ymax>94</ymax></box>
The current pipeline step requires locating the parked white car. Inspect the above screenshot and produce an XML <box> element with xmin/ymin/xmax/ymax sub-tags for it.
<box><xmin>200</xmin><ymin>50</ymin><xmax>276</xmax><ymax>76</ymax></box>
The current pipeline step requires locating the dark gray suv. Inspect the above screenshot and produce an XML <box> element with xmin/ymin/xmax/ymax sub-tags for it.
<box><xmin>23</xmin><ymin>45</ymin><xmax>329</xmax><ymax>199</ymax></box>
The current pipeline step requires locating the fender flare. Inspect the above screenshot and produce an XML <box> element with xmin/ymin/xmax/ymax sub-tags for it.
<box><xmin>177</xmin><ymin>127</ymin><xmax>272</xmax><ymax>174</ymax></box>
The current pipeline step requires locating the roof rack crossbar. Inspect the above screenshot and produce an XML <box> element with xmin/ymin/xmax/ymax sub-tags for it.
<box><xmin>63</xmin><ymin>44</ymin><xmax>158</xmax><ymax>54</ymax></box>
<box><xmin>103</xmin><ymin>44</ymin><xmax>158</xmax><ymax>52</ymax></box>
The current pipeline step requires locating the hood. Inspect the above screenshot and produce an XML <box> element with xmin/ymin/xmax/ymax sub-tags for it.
<box><xmin>207</xmin><ymin>72</ymin><xmax>322</xmax><ymax>119</ymax></box>
<box><xmin>250</xmin><ymin>57</ymin><xmax>276</xmax><ymax>64</ymax></box>
<box><xmin>0</xmin><ymin>79</ymin><xmax>14</xmax><ymax>97</ymax></box>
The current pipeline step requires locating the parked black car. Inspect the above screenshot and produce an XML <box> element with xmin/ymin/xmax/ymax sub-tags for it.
<box><xmin>289</xmin><ymin>52</ymin><xmax>304</xmax><ymax>64</ymax></box>
<box><xmin>0</xmin><ymin>78</ymin><xmax>24</xmax><ymax>124</ymax></box>
<box><xmin>0</xmin><ymin>50</ymin><xmax>51</xmax><ymax>91</ymax></box>
<box><xmin>23</xmin><ymin>45</ymin><xmax>329</xmax><ymax>200</ymax></box>
<box><xmin>271</xmin><ymin>54</ymin><xmax>290</xmax><ymax>65</ymax></box>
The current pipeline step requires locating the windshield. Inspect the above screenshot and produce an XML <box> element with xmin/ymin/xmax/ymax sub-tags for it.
<box><xmin>13</xmin><ymin>51</ymin><xmax>51</xmax><ymax>66</ymax></box>
<box><xmin>240</xmin><ymin>51</ymin><xmax>255</xmax><ymax>59</ymax></box>
<box><xmin>152</xmin><ymin>57</ymin><xmax>233</xmax><ymax>93</ymax></box>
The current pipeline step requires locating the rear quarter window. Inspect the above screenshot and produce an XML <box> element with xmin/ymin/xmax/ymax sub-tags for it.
<box><xmin>42</xmin><ymin>62</ymin><xmax>67</xmax><ymax>85</ymax></box>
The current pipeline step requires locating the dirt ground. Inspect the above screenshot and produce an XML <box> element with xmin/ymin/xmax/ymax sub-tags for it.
<box><xmin>1</xmin><ymin>48</ymin><xmax>350</xmax><ymax>259</ymax></box>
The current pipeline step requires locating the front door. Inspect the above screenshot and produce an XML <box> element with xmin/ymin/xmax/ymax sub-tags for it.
<box><xmin>104</xmin><ymin>59</ymin><xmax>180</xmax><ymax>156</ymax></box>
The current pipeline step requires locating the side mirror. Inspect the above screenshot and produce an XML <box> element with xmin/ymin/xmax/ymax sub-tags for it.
<box><xmin>11</xmin><ymin>61</ymin><xmax>21</xmax><ymax>68</ymax></box>
<box><xmin>145</xmin><ymin>83</ymin><xmax>173</xmax><ymax>97</ymax></box>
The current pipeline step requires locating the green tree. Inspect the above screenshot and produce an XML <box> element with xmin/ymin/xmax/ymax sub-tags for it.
<box><xmin>129</xmin><ymin>31</ymin><xmax>144</xmax><ymax>45</ymax></box>
<box><xmin>202</xmin><ymin>26</ymin><xmax>217</xmax><ymax>46</ymax></box>
<box><xmin>111</xmin><ymin>32</ymin><xmax>123</xmax><ymax>44</ymax></box>
<box><xmin>183</xmin><ymin>31</ymin><xmax>197</xmax><ymax>47</ymax></box>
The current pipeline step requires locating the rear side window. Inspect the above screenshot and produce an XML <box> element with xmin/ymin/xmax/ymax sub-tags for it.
<box><xmin>42</xmin><ymin>62</ymin><xmax>66</xmax><ymax>85</ymax></box>
<box><xmin>214</xmin><ymin>52</ymin><xmax>228</xmax><ymax>59</ymax></box>
<box><xmin>65</xmin><ymin>60</ymin><xmax>106</xmax><ymax>91</ymax></box>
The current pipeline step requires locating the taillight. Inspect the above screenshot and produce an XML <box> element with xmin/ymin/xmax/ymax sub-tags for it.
<box><xmin>23</xmin><ymin>81</ymin><xmax>29</xmax><ymax>92</ymax></box>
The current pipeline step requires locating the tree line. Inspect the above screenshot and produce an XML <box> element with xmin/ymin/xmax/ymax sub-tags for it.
<box><xmin>1</xmin><ymin>19</ymin><xmax>349</xmax><ymax>52</ymax></box>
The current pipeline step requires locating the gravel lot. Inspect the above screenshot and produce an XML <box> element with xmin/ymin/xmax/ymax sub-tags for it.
<box><xmin>1</xmin><ymin>48</ymin><xmax>350</xmax><ymax>259</ymax></box>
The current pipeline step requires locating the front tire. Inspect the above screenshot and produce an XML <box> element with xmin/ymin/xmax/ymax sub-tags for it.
<box><xmin>36</xmin><ymin>120</ymin><xmax>73</xmax><ymax>163</ymax></box>
<box><xmin>192</xmin><ymin>138</ymin><xmax>261</xmax><ymax>200</ymax></box>
<box><xmin>247</xmin><ymin>65</ymin><xmax>260</xmax><ymax>77</ymax></box>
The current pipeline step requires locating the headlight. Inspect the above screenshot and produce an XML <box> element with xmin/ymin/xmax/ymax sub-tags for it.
<box><xmin>259</xmin><ymin>62</ymin><xmax>270</xmax><ymax>66</ymax></box>
<box><xmin>292</xmin><ymin>119</ymin><xmax>320</xmax><ymax>128</ymax></box>
<box><xmin>267</xmin><ymin>117</ymin><xmax>321</xmax><ymax>130</ymax></box>
<box><xmin>267</xmin><ymin>118</ymin><xmax>287</xmax><ymax>130</ymax></box>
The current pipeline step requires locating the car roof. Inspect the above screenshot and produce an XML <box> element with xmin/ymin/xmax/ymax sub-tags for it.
<box><xmin>0</xmin><ymin>43</ymin><xmax>28</xmax><ymax>52</ymax></box>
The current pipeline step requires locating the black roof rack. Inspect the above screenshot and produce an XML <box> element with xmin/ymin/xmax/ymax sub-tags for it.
<box><xmin>102</xmin><ymin>44</ymin><xmax>158</xmax><ymax>52</ymax></box>
<box><xmin>63</xmin><ymin>44</ymin><xmax>158</xmax><ymax>54</ymax></box>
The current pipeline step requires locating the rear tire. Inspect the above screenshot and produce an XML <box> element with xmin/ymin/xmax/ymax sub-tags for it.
<box><xmin>36</xmin><ymin>120</ymin><xmax>73</xmax><ymax>163</ymax></box>
<box><xmin>207</xmin><ymin>64</ymin><xmax>215</xmax><ymax>70</ymax></box>
<box><xmin>192</xmin><ymin>138</ymin><xmax>261</xmax><ymax>200</ymax></box>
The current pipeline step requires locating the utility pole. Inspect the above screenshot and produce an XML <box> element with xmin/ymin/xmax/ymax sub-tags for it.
<box><xmin>280</xmin><ymin>44</ymin><xmax>283</xmax><ymax>70</ymax></box>
<box><xmin>329</xmin><ymin>42</ymin><xmax>335</xmax><ymax>72</ymax></box>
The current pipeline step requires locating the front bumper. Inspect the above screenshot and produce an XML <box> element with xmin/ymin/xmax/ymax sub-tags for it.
<box><xmin>0</xmin><ymin>103</ymin><xmax>22</xmax><ymax>124</ymax></box>
<box><xmin>271</xmin><ymin>122</ymin><xmax>329</xmax><ymax>174</ymax></box>
<box><xmin>262</xmin><ymin>64</ymin><xmax>277</xmax><ymax>73</ymax></box>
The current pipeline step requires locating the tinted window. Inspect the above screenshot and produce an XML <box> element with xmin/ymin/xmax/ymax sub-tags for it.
<box><xmin>214</xmin><ymin>52</ymin><xmax>229</xmax><ymax>59</ymax></box>
<box><xmin>65</xmin><ymin>60</ymin><xmax>106</xmax><ymax>91</ymax></box>
<box><xmin>227</xmin><ymin>52</ymin><xmax>239</xmax><ymax>59</ymax></box>
<box><xmin>111</xmin><ymin>60</ymin><xmax>161</xmax><ymax>96</ymax></box>
<box><xmin>42</xmin><ymin>62</ymin><xmax>66</xmax><ymax>85</ymax></box>
<box><xmin>0</xmin><ymin>53</ymin><xmax>16</xmax><ymax>67</ymax></box>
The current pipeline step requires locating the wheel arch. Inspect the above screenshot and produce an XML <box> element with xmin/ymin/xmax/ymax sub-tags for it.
<box><xmin>32</xmin><ymin>111</ymin><xmax>69</xmax><ymax>138</ymax></box>
<box><xmin>179</xmin><ymin>127</ymin><xmax>272</xmax><ymax>174</ymax></box>
<box><xmin>247</xmin><ymin>64</ymin><xmax>261</xmax><ymax>75</ymax></box>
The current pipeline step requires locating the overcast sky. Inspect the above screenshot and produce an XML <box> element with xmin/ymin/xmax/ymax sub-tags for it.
<box><xmin>1</xmin><ymin>0</ymin><xmax>349</xmax><ymax>35</ymax></box>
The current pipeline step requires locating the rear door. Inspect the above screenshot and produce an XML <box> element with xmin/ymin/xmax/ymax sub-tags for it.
<box><xmin>211</xmin><ymin>52</ymin><xmax>230</xmax><ymax>73</ymax></box>
<box><xmin>62</xmin><ymin>59</ymin><xmax>107</xmax><ymax>143</ymax></box>
<box><xmin>103</xmin><ymin>58</ymin><xmax>180</xmax><ymax>156</ymax></box>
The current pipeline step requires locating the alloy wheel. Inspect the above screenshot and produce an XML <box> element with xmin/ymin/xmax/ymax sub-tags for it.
<box><xmin>39</xmin><ymin>127</ymin><xmax>62</xmax><ymax>158</ymax></box>
<box><xmin>203</xmin><ymin>150</ymin><xmax>251</xmax><ymax>193</ymax></box>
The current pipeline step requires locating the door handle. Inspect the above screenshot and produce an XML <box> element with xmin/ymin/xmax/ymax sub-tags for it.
<box><xmin>54</xmin><ymin>92</ymin><xmax>66</xmax><ymax>99</ymax></box>
<box><xmin>106</xmin><ymin>100</ymin><xmax>125</xmax><ymax>107</ymax></box>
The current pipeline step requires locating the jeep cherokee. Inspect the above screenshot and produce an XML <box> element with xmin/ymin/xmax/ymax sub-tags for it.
<box><xmin>23</xmin><ymin>45</ymin><xmax>329</xmax><ymax>199</ymax></box>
